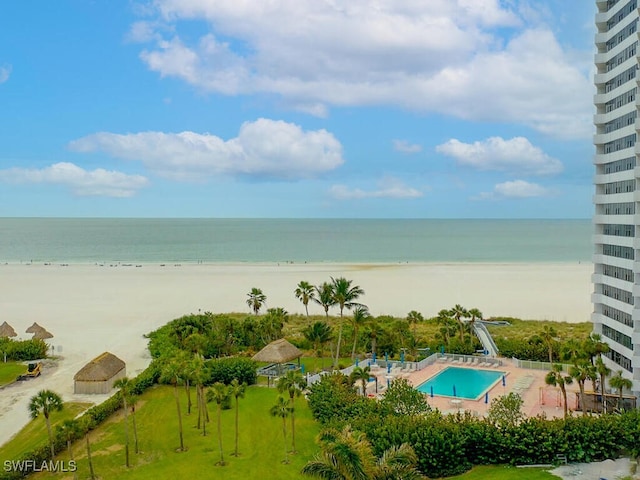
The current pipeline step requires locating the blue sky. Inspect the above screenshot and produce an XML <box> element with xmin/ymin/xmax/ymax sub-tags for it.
<box><xmin>0</xmin><ymin>1</ymin><xmax>595</xmax><ymax>218</ymax></box>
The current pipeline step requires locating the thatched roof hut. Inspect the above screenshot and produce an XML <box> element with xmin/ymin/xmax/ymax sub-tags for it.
<box><xmin>0</xmin><ymin>321</ymin><xmax>17</xmax><ymax>338</ymax></box>
<box><xmin>32</xmin><ymin>329</ymin><xmax>54</xmax><ymax>340</ymax></box>
<box><xmin>252</xmin><ymin>338</ymin><xmax>302</xmax><ymax>364</ymax></box>
<box><xmin>74</xmin><ymin>352</ymin><xmax>126</xmax><ymax>394</ymax></box>
<box><xmin>25</xmin><ymin>322</ymin><xmax>45</xmax><ymax>334</ymax></box>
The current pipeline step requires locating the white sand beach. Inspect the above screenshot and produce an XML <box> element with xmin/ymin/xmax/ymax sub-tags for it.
<box><xmin>0</xmin><ymin>261</ymin><xmax>592</xmax><ymax>447</ymax></box>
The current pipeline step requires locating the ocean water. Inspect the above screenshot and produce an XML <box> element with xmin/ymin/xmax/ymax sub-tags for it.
<box><xmin>0</xmin><ymin>218</ymin><xmax>592</xmax><ymax>264</ymax></box>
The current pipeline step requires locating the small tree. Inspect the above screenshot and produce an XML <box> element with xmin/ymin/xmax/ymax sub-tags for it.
<box><xmin>349</xmin><ymin>366</ymin><xmax>371</xmax><ymax>397</ymax></box>
<box><xmin>609</xmin><ymin>370</ymin><xmax>634</xmax><ymax>412</ymax></box>
<box><xmin>380</xmin><ymin>378</ymin><xmax>430</xmax><ymax>416</ymax></box>
<box><xmin>295</xmin><ymin>281</ymin><xmax>316</xmax><ymax>318</ymax></box>
<box><xmin>160</xmin><ymin>358</ymin><xmax>187</xmax><ymax>452</ymax></box>
<box><xmin>78</xmin><ymin>417</ymin><xmax>96</xmax><ymax>480</ymax></box>
<box><xmin>406</xmin><ymin>310</ymin><xmax>424</xmax><ymax>339</ymax></box>
<box><xmin>545</xmin><ymin>363</ymin><xmax>573</xmax><ymax>419</ymax></box>
<box><xmin>270</xmin><ymin>395</ymin><xmax>293</xmax><ymax>464</ymax></box>
<box><xmin>314</xmin><ymin>282</ymin><xmax>337</xmax><ymax>319</ymax></box>
<box><xmin>595</xmin><ymin>356</ymin><xmax>611</xmax><ymax>413</ymax></box>
<box><xmin>113</xmin><ymin>377</ymin><xmax>132</xmax><ymax>467</ymax></box>
<box><xmin>246</xmin><ymin>287</ymin><xmax>267</xmax><ymax>315</ymax></box>
<box><xmin>56</xmin><ymin>420</ymin><xmax>80</xmax><ymax>480</ymax></box>
<box><xmin>277</xmin><ymin>370</ymin><xmax>307</xmax><ymax>453</ymax></box>
<box><xmin>486</xmin><ymin>392</ymin><xmax>524</xmax><ymax>428</ymax></box>
<box><xmin>229</xmin><ymin>378</ymin><xmax>247</xmax><ymax>457</ymax></box>
<box><xmin>28</xmin><ymin>389</ymin><xmax>63</xmax><ymax>459</ymax></box>
<box><xmin>208</xmin><ymin>383</ymin><xmax>231</xmax><ymax>466</ymax></box>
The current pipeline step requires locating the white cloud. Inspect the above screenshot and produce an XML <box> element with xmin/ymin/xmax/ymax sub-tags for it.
<box><xmin>68</xmin><ymin>118</ymin><xmax>343</xmax><ymax>181</ymax></box>
<box><xmin>393</xmin><ymin>140</ymin><xmax>422</xmax><ymax>154</ymax></box>
<box><xmin>0</xmin><ymin>64</ymin><xmax>11</xmax><ymax>83</ymax></box>
<box><xmin>0</xmin><ymin>162</ymin><xmax>149</xmax><ymax>197</ymax></box>
<box><xmin>476</xmin><ymin>179</ymin><xmax>550</xmax><ymax>199</ymax></box>
<box><xmin>134</xmin><ymin>2</ymin><xmax>591</xmax><ymax>137</ymax></box>
<box><xmin>436</xmin><ymin>136</ymin><xmax>562</xmax><ymax>175</ymax></box>
<box><xmin>330</xmin><ymin>177</ymin><xmax>424</xmax><ymax>200</ymax></box>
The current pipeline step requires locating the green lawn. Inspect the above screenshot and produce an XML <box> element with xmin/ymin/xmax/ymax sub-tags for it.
<box><xmin>0</xmin><ymin>362</ymin><xmax>26</xmax><ymax>386</ymax></box>
<box><xmin>30</xmin><ymin>385</ymin><xmax>321</xmax><ymax>480</ymax></box>
<box><xmin>446</xmin><ymin>465</ymin><xmax>558</xmax><ymax>480</ymax></box>
<box><xmin>0</xmin><ymin>402</ymin><xmax>92</xmax><ymax>462</ymax></box>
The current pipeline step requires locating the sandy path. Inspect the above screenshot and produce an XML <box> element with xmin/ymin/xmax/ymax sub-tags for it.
<box><xmin>0</xmin><ymin>261</ymin><xmax>592</xmax><ymax>449</ymax></box>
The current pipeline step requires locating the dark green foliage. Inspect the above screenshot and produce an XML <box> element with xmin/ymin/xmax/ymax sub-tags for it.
<box><xmin>495</xmin><ymin>336</ymin><xmax>550</xmax><ymax>362</ymax></box>
<box><xmin>203</xmin><ymin>357</ymin><xmax>257</xmax><ymax>386</ymax></box>
<box><xmin>306</xmin><ymin>372</ymin><xmax>373</xmax><ymax>426</ymax></box>
<box><xmin>0</xmin><ymin>338</ymin><xmax>49</xmax><ymax>361</ymax></box>
<box><xmin>379</xmin><ymin>378</ymin><xmax>430</xmax><ymax>416</ymax></box>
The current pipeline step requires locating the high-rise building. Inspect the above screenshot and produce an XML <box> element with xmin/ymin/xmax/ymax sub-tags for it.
<box><xmin>593</xmin><ymin>0</ymin><xmax>639</xmax><ymax>396</ymax></box>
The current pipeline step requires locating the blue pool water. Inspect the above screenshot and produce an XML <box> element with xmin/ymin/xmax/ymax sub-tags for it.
<box><xmin>416</xmin><ymin>367</ymin><xmax>506</xmax><ymax>400</ymax></box>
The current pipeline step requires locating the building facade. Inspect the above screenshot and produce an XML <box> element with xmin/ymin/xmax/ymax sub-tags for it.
<box><xmin>593</xmin><ymin>0</ymin><xmax>639</xmax><ymax>396</ymax></box>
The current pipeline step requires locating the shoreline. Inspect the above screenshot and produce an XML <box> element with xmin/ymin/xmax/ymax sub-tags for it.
<box><xmin>0</xmin><ymin>261</ymin><xmax>592</xmax><ymax>448</ymax></box>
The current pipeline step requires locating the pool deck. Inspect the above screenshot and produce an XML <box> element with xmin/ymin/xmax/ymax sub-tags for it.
<box><xmin>366</xmin><ymin>358</ymin><xmax>577</xmax><ymax>419</ymax></box>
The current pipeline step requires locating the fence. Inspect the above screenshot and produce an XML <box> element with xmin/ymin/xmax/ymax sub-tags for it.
<box><xmin>515</xmin><ymin>359</ymin><xmax>571</xmax><ymax>372</ymax></box>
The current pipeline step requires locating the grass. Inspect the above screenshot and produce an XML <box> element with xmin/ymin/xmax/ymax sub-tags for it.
<box><xmin>485</xmin><ymin>318</ymin><xmax>592</xmax><ymax>343</ymax></box>
<box><xmin>0</xmin><ymin>361</ymin><xmax>26</xmax><ymax>386</ymax></box>
<box><xmin>29</xmin><ymin>385</ymin><xmax>320</xmax><ymax>480</ymax></box>
<box><xmin>445</xmin><ymin>465</ymin><xmax>558</xmax><ymax>480</ymax></box>
<box><xmin>0</xmin><ymin>402</ymin><xmax>92</xmax><ymax>462</ymax></box>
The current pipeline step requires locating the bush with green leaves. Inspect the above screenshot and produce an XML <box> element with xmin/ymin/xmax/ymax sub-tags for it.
<box><xmin>204</xmin><ymin>357</ymin><xmax>257</xmax><ymax>386</ymax></box>
<box><xmin>0</xmin><ymin>338</ymin><xmax>49</xmax><ymax>361</ymax></box>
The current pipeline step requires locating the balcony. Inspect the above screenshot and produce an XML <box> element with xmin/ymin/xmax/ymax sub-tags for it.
<box><xmin>595</xmin><ymin>31</ymin><xmax>609</xmax><ymax>46</ymax></box>
<box><xmin>595</xmin><ymin>12</ymin><xmax>609</xmax><ymax>29</ymax></box>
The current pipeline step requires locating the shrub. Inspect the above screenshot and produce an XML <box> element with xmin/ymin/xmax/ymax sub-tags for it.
<box><xmin>204</xmin><ymin>357</ymin><xmax>257</xmax><ymax>385</ymax></box>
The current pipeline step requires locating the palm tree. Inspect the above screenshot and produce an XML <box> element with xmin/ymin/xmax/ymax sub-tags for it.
<box><xmin>545</xmin><ymin>364</ymin><xmax>573</xmax><ymax>419</ymax></box>
<box><xmin>229</xmin><ymin>379</ymin><xmax>246</xmax><ymax>457</ymax></box>
<box><xmin>113</xmin><ymin>377</ymin><xmax>133</xmax><ymax>467</ymax></box>
<box><xmin>561</xmin><ymin>338</ymin><xmax>587</xmax><ymax>365</ymax></box>
<box><xmin>56</xmin><ymin>420</ymin><xmax>80</xmax><ymax>480</ymax></box>
<box><xmin>583</xmin><ymin>333</ymin><xmax>610</xmax><ymax>365</ymax></box>
<box><xmin>449</xmin><ymin>304</ymin><xmax>469</xmax><ymax>342</ymax></box>
<box><xmin>349</xmin><ymin>366</ymin><xmax>371</xmax><ymax>397</ymax></box>
<box><xmin>468</xmin><ymin>308</ymin><xmax>483</xmax><ymax>324</ymax></box>
<box><xmin>28</xmin><ymin>389</ymin><xmax>63</xmax><ymax>459</ymax></box>
<box><xmin>350</xmin><ymin>305</ymin><xmax>370</xmax><ymax>359</ymax></box>
<box><xmin>295</xmin><ymin>281</ymin><xmax>316</xmax><ymax>318</ymax></box>
<box><xmin>540</xmin><ymin>325</ymin><xmax>558</xmax><ymax>364</ymax></box>
<box><xmin>160</xmin><ymin>359</ymin><xmax>187</xmax><ymax>452</ymax></box>
<box><xmin>406</xmin><ymin>310</ymin><xmax>423</xmax><ymax>339</ymax></box>
<box><xmin>331</xmin><ymin>277</ymin><xmax>364</xmax><ymax>367</ymax></box>
<box><xmin>78</xmin><ymin>417</ymin><xmax>96</xmax><ymax>480</ymax></box>
<box><xmin>270</xmin><ymin>395</ymin><xmax>293</xmax><ymax>464</ymax></box>
<box><xmin>302</xmin><ymin>425</ymin><xmax>423</xmax><ymax>480</ymax></box>
<box><xmin>208</xmin><ymin>382</ymin><xmax>231</xmax><ymax>465</ymax></box>
<box><xmin>314</xmin><ymin>282</ymin><xmax>336</xmax><ymax>319</ymax></box>
<box><xmin>568</xmin><ymin>361</ymin><xmax>595</xmax><ymax>416</ymax></box>
<box><xmin>128</xmin><ymin>394</ymin><xmax>140</xmax><ymax>455</ymax></box>
<box><xmin>595</xmin><ymin>356</ymin><xmax>611</xmax><ymax>413</ymax></box>
<box><xmin>303</xmin><ymin>321</ymin><xmax>333</xmax><ymax>369</ymax></box>
<box><xmin>609</xmin><ymin>370</ymin><xmax>633</xmax><ymax>411</ymax></box>
<box><xmin>277</xmin><ymin>370</ymin><xmax>307</xmax><ymax>453</ymax></box>
<box><xmin>246</xmin><ymin>287</ymin><xmax>266</xmax><ymax>315</ymax></box>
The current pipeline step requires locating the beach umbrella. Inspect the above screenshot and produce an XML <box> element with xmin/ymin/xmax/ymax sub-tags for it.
<box><xmin>430</xmin><ymin>385</ymin><xmax>434</xmax><ymax>398</ymax></box>
<box><xmin>387</xmin><ymin>363</ymin><xmax>391</xmax><ymax>374</ymax></box>
<box><xmin>502</xmin><ymin>375</ymin><xmax>506</xmax><ymax>387</ymax></box>
<box><xmin>355</xmin><ymin>358</ymin><xmax>359</xmax><ymax>367</ymax></box>
<box><xmin>25</xmin><ymin>322</ymin><xmax>46</xmax><ymax>334</ymax></box>
<box><xmin>400</xmin><ymin>350</ymin><xmax>405</xmax><ymax>365</ymax></box>
<box><xmin>385</xmin><ymin>352</ymin><xmax>388</xmax><ymax>363</ymax></box>
<box><xmin>0</xmin><ymin>322</ymin><xmax>17</xmax><ymax>338</ymax></box>
<box><xmin>453</xmin><ymin>384</ymin><xmax>457</xmax><ymax>397</ymax></box>
<box><xmin>440</xmin><ymin>346</ymin><xmax>445</xmax><ymax>354</ymax></box>
<box><xmin>485</xmin><ymin>392</ymin><xmax>489</xmax><ymax>404</ymax></box>
<box><xmin>372</xmin><ymin>352</ymin><xmax>376</xmax><ymax>363</ymax></box>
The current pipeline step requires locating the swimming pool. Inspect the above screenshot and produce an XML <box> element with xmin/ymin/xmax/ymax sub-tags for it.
<box><xmin>416</xmin><ymin>367</ymin><xmax>506</xmax><ymax>400</ymax></box>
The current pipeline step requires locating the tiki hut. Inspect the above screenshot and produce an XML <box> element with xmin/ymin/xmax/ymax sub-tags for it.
<box><xmin>253</xmin><ymin>338</ymin><xmax>303</xmax><ymax>364</ymax></box>
<box><xmin>74</xmin><ymin>352</ymin><xmax>126</xmax><ymax>394</ymax></box>
<box><xmin>253</xmin><ymin>338</ymin><xmax>303</xmax><ymax>384</ymax></box>
<box><xmin>0</xmin><ymin>321</ymin><xmax>17</xmax><ymax>338</ymax></box>
<box><xmin>32</xmin><ymin>329</ymin><xmax>53</xmax><ymax>340</ymax></box>
<box><xmin>25</xmin><ymin>322</ymin><xmax>46</xmax><ymax>334</ymax></box>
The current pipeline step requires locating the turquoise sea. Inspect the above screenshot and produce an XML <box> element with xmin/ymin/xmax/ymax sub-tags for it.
<box><xmin>0</xmin><ymin>218</ymin><xmax>591</xmax><ymax>264</ymax></box>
